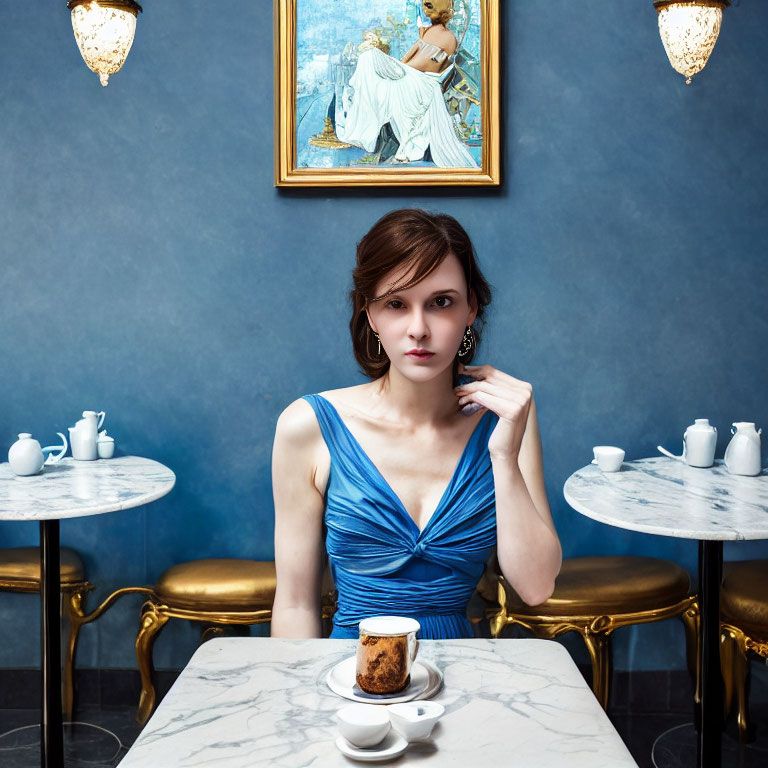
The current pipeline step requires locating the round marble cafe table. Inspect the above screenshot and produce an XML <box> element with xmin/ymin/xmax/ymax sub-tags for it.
<box><xmin>564</xmin><ymin>457</ymin><xmax>768</xmax><ymax>768</ymax></box>
<box><xmin>0</xmin><ymin>456</ymin><xmax>175</xmax><ymax>768</ymax></box>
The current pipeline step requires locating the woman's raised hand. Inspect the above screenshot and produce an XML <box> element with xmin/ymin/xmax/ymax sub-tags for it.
<box><xmin>454</xmin><ymin>362</ymin><xmax>533</xmax><ymax>462</ymax></box>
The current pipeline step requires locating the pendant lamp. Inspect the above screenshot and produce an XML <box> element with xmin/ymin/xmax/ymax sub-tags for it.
<box><xmin>68</xmin><ymin>0</ymin><xmax>143</xmax><ymax>86</ymax></box>
<box><xmin>654</xmin><ymin>1</ymin><xmax>728</xmax><ymax>85</ymax></box>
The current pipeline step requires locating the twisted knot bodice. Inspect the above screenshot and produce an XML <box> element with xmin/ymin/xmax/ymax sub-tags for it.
<box><xmin>303</xmin><ymin>394</ymin><xmax>498</xmax><ymax>639</ymax></box>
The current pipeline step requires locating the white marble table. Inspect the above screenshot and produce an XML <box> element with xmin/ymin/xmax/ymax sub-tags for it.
<box><xmin>118</xmin><ymin>637</ymin><xmax>638</xmax><ymax>768</ymax></box>
<box><xmin>0</xmin><ymin>456</ymin><xmax>176</xmax><ymax>768</ymax></box>
<box><xmin>564</xmin><ymin>457</ymin><xmax>768</xmax><ymax>768</ymax></box>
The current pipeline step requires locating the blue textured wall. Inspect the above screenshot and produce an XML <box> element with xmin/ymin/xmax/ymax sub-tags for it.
<box><xmin>1</xmin><ymin>1</ymin><xmax>766</xmax><ymax>673</ymax></box>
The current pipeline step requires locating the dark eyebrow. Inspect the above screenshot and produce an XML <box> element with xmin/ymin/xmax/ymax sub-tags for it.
<box><xmin>379</xmin><ymin>288</ymin><xmax>461</xmax><ymax>301</ymax></box>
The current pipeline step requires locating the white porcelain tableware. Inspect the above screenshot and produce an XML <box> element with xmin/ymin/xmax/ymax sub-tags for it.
<box><xmin>97</xmin><ymin>430</ymin><xmax>115</xmax><ymax>459</ymax></box>
<box><xmin>69</xmin><ymin>410</ymin><xmax>105</xmax><ymax>461</ymax></box>
<box><xmin>724</xmin><ymin>422</ymin><xmax>762</xmax><ymax>477</ymax></box>
<box><xmin>8</xmin><ymin>432</ymin><xmax>68</xmax><ymax>476</ymax></box>
<box><xmin>592</xmin><ymin>446</ymin><xmax>625</xmax><ymax>472</ymax></box>
<box><xmin>335</xmin><ymin>731</ymin><xmax>408</xmax><ymax>762</ymax></box>
<box><xmin>683</xmin><ymin>419</ymin><xmax>717</xmax><ymax>467</ymax></box>
<box><xmin>387</xmin><ymin>700</ymin><xmax>444</xmax><ymax>741</ymax></box>
<box><xmin>8</xmin><ymin>434</ymin><xmax>45</xmax><ymax>476</ymax></box>
<box><xmin>659</xmin><ymin>420</ymin><xmax>717</xmax><ymax>467</ymax></box>
<box><xmin>327</xmin><ymin>655</ymin><xmax>443</xmax><ymax>704</ymax></box>
<box><xmin>337</xmin><ymin>704</ymin><xmax>391</xmax><ymax>748</ymax></box>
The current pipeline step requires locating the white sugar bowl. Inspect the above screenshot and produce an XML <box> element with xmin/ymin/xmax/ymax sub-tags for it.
<box><xmin>388</xmin><ymin>700</ymin><xmax>444</xmax><ymax>741</ymax></box>
<box><xmin>97</xmin><ymin>431</ymin><xmax>115</xmax><ymax>459</ymax></box>
<box><xmin>337</xmin><ymin>704</ymin><xmax>391</xmax><ymax>748</ymax></box>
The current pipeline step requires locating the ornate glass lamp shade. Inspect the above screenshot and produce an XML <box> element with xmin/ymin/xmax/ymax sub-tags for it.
<box><xmin>654</xmin><ymin>1</ymin><xmax>728</xmax><ymax>85</ymax></box>
<box><xmin>68</xmin><ymin>0</ymin><xmax>143</xmax><ymax>86</ymax></box>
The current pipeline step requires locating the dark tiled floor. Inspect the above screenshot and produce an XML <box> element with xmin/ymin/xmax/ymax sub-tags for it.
<box><xmin>0</xmin><ymin>707</ymin><xmax>141</xmax><ymax>767</ymax></box>
<box><xmin>0</xmin><ymin>675</ymin><xmax>766</xmax><ymax>767</ymax></box>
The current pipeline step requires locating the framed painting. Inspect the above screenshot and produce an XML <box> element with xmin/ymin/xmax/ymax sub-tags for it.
<box><xmin>274</xmin><ymin>0</ymin><xmax>500</xmax><ymax>187</ymax></box>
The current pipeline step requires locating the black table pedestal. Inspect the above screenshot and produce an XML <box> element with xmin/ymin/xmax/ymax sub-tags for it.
<box><xmin>40</xmin><ymin>519</ymin><xmax>63</xmax><ymax>768</ymax></box>
<box><xmin>698</xmin><ymin>539</ymin><xmax>723</xmax><ymax>768</ymax></box>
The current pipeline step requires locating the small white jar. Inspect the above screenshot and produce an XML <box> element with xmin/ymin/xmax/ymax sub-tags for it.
<box><xmin>97</xmin><ymin>436</ymin><xmax>115</xmax><ymax>459</ymax></box>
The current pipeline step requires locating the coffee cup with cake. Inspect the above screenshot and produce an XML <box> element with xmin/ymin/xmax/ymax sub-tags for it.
<box><xmin>355</xmin><ymin>616</ymin><xmax>420</xmax><ymax>695</ymax></box>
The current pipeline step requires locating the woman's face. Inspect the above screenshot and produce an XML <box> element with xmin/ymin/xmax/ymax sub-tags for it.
<box><xmin>366</xmin><ymin>252</ymin><xmax>477</xmax><ymax>383</ymax></box>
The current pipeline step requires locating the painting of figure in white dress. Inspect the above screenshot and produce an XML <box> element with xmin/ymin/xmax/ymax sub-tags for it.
<box><xmin>294</xmin><ymin>0</ymin><xmax>483</xmax><ymax>170</ymax></box>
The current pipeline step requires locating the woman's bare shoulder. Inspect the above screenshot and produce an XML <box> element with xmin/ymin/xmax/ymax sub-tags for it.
<box><xmin>275</xmin><ymin>397</ymin><xmax>322</xmax><ymax>445</ymax></box>
<box><xmin>425</xmin><ymin>26</ymin><xmax>457</xmax><ymax>53</ymax></box>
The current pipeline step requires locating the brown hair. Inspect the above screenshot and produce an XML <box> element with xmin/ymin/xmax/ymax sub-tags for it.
<box><xmin>349</xmin><ymin>209</ymin><xmax>492</xmax><ymax>380</ymax></box>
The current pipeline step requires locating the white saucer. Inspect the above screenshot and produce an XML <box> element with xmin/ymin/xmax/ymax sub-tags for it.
<box><xmin>327</xmin><ymin>656</ymin><xmax>442</xmax><ymax>704</ymax></box>
<box><xmin>335</xmin><ymin>732</ymin><xmax>408</xmax><ymax>762</ymax></box>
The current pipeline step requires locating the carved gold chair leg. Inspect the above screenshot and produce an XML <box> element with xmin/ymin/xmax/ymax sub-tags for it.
<box><xmin>63</xmin><ymin>585</ymin><xmax>94</xmax><ymax>720</ymax></box>
<box><xmin>136</xmin><ymin>601</ymin><xmax>171</xmax><ymax>727</ymax></box>
<box><xmin>720</xmin><ymin>623</ymin><xmax>753</xmax><ymax>743</ymax></box>
<box><xmin>65</xmin><ymin>586</ymin><xmax>157</xmax><ymax>720</ymax></box>
<box><xmin>720</xmin><ymin>625</ymin><xmax>736</xmax><ymax>722</ymax></box>
<box><xmin>681</xmin><ymin>599</ymin><xmax>701</xmax><ymax>704</ymax></box>
<box><xmin>581</xmin><ymin>626</ymin><xmax>614</xmax><ymax>710</ymax></box>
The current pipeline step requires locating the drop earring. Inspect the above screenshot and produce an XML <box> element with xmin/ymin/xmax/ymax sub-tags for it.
<box><xmin>374</xmin><ymin>332</ymin><xmax>381</xmax><ymax>356</ymax></box>
<box><xmin>457</xmin><ymin>326</ymin><xmax>474</xmax><ymax>358</ymax></box>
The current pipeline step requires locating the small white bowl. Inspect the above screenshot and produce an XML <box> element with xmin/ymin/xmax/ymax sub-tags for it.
<box><xmin>387</xmin><ymin>700</ymin><xmax>444</xmax><ymax>741</ymax></box>
<box><xmin>336</xmin><ymin>703</ymin><xmax>391</xmax><ymax>748</ymax></box>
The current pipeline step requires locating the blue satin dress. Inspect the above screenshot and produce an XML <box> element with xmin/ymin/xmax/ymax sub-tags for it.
<box><xmin>302</xmin><ymin>394</ymin><xmax>498</xmax><ymax>639</ymax></box>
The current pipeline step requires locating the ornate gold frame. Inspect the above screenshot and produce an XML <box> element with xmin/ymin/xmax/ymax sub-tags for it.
<box><xmin>274</xmin><ymin>0</ymin><xmax>500</xmax><ymax>187</ymax></box>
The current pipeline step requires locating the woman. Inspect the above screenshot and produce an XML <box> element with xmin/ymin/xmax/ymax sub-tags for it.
<box><xmin>335</xmin><ymin>0</ymin><xmax>477</xmax><ymax>168</ymax></box>
<box><xmin>271</xmin><ymin>209</ymin><xmax>561</xmax><ymax>639</ymax></box>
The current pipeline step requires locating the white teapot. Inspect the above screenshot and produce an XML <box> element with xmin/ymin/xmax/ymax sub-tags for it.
<box><xmin>68</xmin><ymin>410</ymin><xmax>105</xmax><ymax>461</ymax></box>
<box><xmin>658</xmin><ymin>418</ymin><xmax>717</xmax><ymax>467</ymax></box>
<box><xmin>683</xmin><ymin>419</ymin><xmax>717</xmax><ymax>468</ymax></box>
<box><xmin>8</xmin><ymin>432</ymin><xmax>68</xmax><ymax>476</ymax></box>
<box><xmin>724</xmin><ymin>422</ymin><xmax>763</xmax><ymax>477</ymax></box>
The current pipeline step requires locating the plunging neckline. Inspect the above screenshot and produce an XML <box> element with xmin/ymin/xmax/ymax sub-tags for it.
<box><xmin>314</xmin><ymin>395</ymin><xmax>492</xmax><ymax>537</ymax></box>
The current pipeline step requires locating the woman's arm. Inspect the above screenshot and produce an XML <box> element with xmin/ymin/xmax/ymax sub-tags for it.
<box><xmin>455</xmin><ymin>366</ymin><xmax>562</xmax><ymax>606</ymax></box>
<box><xmin>270</xmin><ymin>399</ymin><xmax>327</xmax><ymax>637</ymax></box>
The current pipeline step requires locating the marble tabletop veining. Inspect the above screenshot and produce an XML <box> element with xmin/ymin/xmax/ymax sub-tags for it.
<box><xmin>0</xmin><ymin>456</ymin><xmax>175</xmax><ymax>521</ymax></box>
<box><xmin>564</xmin><ymin>457</ymin><xmax>768</xmax><ymax>540</ymax></box>
<box><xmin>117</xmin><ymin>638</ymin><xmax>637</xmax><ymax>768</ymax></box>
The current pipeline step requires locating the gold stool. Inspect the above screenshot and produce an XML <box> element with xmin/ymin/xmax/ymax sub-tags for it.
<box><xmin>720</xmin><ymin>559</ymin><xmax>768</xmax><ymax>743</ymax></box>
<box><xmin>75</xmin><ymin>558</ymin><xmax>276</xmax><ymax>725</ymax></box>
<box><xmin>134</xmin><ymin>558</ymin><xmax>276</xmax><ymax>725</ymax></box>
<box><xmin>0</xmin><ymin>546</ymin><xmax>93</xmax><ymax>719</ymax></box>
<box><xmin>489</xmin><ymin>556</ymin><xmax>698</xmax><ymax>709</ymax></box>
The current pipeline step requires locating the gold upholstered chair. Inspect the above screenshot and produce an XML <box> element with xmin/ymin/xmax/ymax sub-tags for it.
<box><xmin>0</xmin><ymin>546</ymin><xmax>94</xmax><ymax>719</ymax></box>
<box><xmin>487</xmin><ymin>556</ymin><xmax>698</xmax><ymax>709</ymax></box>
<box><xmin>720</xmin><ymin>559</ymin><xmax>768</xmax><ymax>743</ymax></box>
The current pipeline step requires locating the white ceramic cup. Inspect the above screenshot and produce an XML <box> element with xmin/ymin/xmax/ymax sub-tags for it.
<box><xmin>592</xmin><ymin>446</ymin><xmax>625</xmax><ymax>472</ymax></box>
<box><xmin>337</xmin><ymin>704</ymin><xmax>391</xmax><ymax>748</ymax></box>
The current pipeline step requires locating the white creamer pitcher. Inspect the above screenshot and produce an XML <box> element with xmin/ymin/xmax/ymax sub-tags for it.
<box><xmin>683</xmin><ymin>419</ymin><xmax>717</xmax><ymax>468</ymax></box>
<box><xmin>724</xmin><ymin>422</ymin><xmax>762</xmax><ymax>477</ymax></box>
<box><xmin>68</xmin><ymin>410</ymin><xmax>105</xmax><ymax>461</ymax></box>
